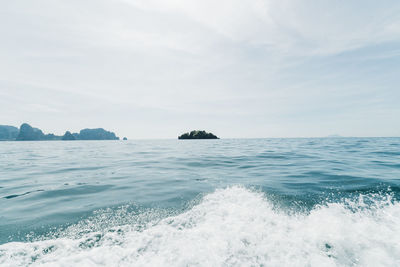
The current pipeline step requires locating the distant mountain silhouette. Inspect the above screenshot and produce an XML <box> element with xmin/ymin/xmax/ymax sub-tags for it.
<box><xmin>0</xmin><ymin>125</ymin><xmax>19</xmax><ymax>141</ymax></box>
<box><xmin>77</xmin><ymin>128</ymin><xmax>119</xmax><ymax>140</ymax></box>
<box><xmin>0</xmin><ymin>123</ymin><xmax>119</xmax><ymax>141</ymax></box>
<box><xmin>62</xmin><ymin>131</ymin><xmax>76</xmax><ymax>140</ymax></box>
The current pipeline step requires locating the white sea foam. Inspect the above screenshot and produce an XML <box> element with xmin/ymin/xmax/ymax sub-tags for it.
<box><xmin>1</xmin><ymin>186</ymin><xmax>399</xmax><ymax>266</ymax></box>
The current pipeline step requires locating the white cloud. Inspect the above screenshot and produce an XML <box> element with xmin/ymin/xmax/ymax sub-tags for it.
<box><xmin>0</xmin><ymin>0</ymin><xmax>399</xmax><ymax>137</ymax></box>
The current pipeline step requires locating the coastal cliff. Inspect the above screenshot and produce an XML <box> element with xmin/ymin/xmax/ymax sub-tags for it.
<box><xmin>0</xmin><ymin>125</ymin><xmax>19</xmax><ymax>141</ymax></box>
<box><xmin>0</xmin><ymin>123</ymin><xmax>120</xmax><ymax>141</ymax></box>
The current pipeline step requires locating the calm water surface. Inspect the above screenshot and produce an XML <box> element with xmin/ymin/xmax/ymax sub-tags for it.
<box><xmin>0</xmin><ymin>138</ymin><xmax>399</xmax><ymax>266</ymax></box>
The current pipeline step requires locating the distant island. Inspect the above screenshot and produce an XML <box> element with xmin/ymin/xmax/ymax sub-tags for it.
<box><xmin>0</xmin><ymin>123</ymin><xmax>120</xmax><ymax>141</ymax></box>
<box><xmin>178</xmin><ymin>130</ymin><xmax>219</xmax><ymax>139</ymax></box>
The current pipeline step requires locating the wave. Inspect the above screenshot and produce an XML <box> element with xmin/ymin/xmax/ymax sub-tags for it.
<box><xmin>1</xmin><ymin>186</ymin><xmax>399</xmax><ymax>266</ymax></box>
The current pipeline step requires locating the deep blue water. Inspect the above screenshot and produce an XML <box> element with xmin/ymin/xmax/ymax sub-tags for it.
<box><xmin>0</xmin><ymin>138</ymin><xmax>399</xmax><ymax>266</ymax></box>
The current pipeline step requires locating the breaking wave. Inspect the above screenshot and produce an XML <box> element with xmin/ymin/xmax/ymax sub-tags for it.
<box><xmin>1</xmin><ymin>186</ymin><xmax>399</xmax><ymax>266</ymax></box>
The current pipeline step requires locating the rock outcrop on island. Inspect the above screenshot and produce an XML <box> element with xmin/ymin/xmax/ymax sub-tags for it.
<box><xmin>0</xmin><ymin>123</ymin><xmax>121</xmax><ymax>141</ymax></box>
<box><xmin>17</xmin><ymin>123</ymin><xmax>46</xmax><ymax>141</ymax></box>
<box><xmin>178</xmin><ymin>130</ymin><xmax>219</xmax><ymax>139</ymax></box>
<box><xmin>62</xmin><ymin>131</ymin><xmax>76</xmax><ymax>140</ymax></box>
<box><xmin>16</xmin><ymin>123</ymin><xmax>62</xmax><ymax>141</ymax></box>
<box><xmin>77</xmin><ymin>128</ymin><xmax>119</xmax><ymax>140</ymax></box>
<box><xmin>0</xmin><ymin>125</ymin><xmax>19</xmax><ymax>141</ymax></box>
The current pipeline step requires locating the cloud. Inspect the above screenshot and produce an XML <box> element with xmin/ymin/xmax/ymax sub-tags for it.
<box><xmin>0</xmin><ymin>0</ymin><xmax>399</xmax><ymax>137</ymax></box>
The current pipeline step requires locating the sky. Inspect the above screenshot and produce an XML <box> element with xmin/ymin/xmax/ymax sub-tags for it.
<box><xmin>1</xmin><ymin>0</ymin><xmax>399</xmax><ymax>139</ymax></box>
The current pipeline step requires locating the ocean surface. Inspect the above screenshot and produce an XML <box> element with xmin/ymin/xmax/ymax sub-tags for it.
<box><xmin>0</xmin><ymin>138</ymin><xmax>399</xmax><ymax>266</ymax></box>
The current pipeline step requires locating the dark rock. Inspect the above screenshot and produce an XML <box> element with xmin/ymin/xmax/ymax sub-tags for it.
<box><xmin>16</xmin><ymin>123</ymin><xmax>45</xmax><ymax>141</ymax></box>
<box><xmin>62</xmin><ymin>131</ymin><xmax>76</xmax><ymax>140</ymax></box>
<box><xmin>0</xmin><ymin>125</ymin><xmax>19</xmax><ymax>141</ymax></box>
<box><xmin>77</xmin><ymin>128</ymin><xmax>119</xmax><ymax>140</ymax></box>
<box><xmin>178</xmin><ymin>130</ymin><xmax>219</xmax><ymax>140</ymax></box>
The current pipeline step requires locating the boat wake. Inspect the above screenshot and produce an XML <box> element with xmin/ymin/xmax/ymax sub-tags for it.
<box><xmin>1</xmin><ymin>186</ymin><xmax>399</xmax><ymax>266</ymax></box>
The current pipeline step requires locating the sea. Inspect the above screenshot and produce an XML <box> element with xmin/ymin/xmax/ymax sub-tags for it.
<box><xmin>0</xmin><ymin>138</ymin><xmax>399</xmax><ymax>266</ymax></box>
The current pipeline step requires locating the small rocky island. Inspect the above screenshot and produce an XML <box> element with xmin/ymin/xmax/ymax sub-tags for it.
<box><xmin>178</xmin><ymin>130</ymin><xmax>219</xmax><ymax>139</ymax></box>
<box><xmin>0</xmin><ymin>123</ymin><xmax>120</xmax><ymax>141</ymax></box>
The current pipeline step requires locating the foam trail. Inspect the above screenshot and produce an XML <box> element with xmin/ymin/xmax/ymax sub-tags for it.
<box><xmin>1</xmin><ymin>186</ymin><xmax>399</xmax><ymax>266</ymax></box>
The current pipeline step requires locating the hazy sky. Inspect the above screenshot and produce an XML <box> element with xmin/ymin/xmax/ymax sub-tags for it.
<box><xmin>1</xmin><ymin>0</ymin><xmax>399</xmax><ymax>138</ymax></box>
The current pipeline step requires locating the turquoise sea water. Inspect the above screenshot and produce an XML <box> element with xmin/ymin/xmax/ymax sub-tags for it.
<box><xmin>0</xmin><ymin>138</ymin><xmax>399</xmax><ymax>266</ymax></box>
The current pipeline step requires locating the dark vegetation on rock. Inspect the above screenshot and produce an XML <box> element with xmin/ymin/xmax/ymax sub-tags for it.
<box><xmin>0</xmin><ymin>123</ymin><xmax>120</xmax><ymax>141</ymax></box>
<box><xmin>178</xmin><ymin>130</ymin><xmax>219</xmax><ymax>139</ymax></box>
